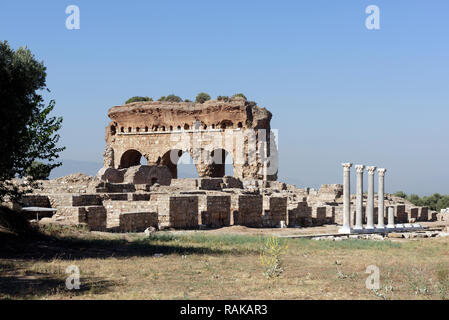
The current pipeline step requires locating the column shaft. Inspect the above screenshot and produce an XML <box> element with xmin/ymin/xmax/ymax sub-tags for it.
<box><xmin>339</xmin><ymin>163</ymin><xmax>352</xmax><ymax>233</ymax></box>
<box><xmin>377</xmin><ymin>168</ymin><xmax>387</xmax><ymax>229</ymax></box>
<box><xmin>366</xmin><ymin>166</ymin><xmax>376</xmax><ymax>230</ymax></box>
<box><xmin>354</xmin><ymin>165</ymin><xmax>365</xmax><ymax>230</ymax></box>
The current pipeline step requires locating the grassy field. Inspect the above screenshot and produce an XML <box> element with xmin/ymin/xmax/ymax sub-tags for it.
<box><xmin>1</xmin><ymin>224</ymin><xmax>449</xmax><ymax>300</ymax></box>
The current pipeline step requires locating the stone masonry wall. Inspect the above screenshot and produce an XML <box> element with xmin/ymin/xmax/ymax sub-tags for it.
<box><xmin>201</xmin><ymin>195</ymin><xmax>231</xmax><ymax>227</ymax></box>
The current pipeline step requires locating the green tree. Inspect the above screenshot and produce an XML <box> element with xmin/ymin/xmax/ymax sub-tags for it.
<box><xmin>232</xmin><ymin>93</ymin><xmax>247</xmax><ymax>100</ymax></box>
<box><xmin>0</xmin><ymin>41</ymin><xmax>65</xmax><ymax>202</ymax></box>
<box><xmin>25</xmin><ymin>161</ymin><xmax>52</xmax><ymax>180</ymax></box>
<box><xmin>125</xmin><ymin>96</ymin><xmax>152</xmax><ymax>104</ymax></box>
<box><xmin>217</xmin><ymin>95</ymin><xmax>230</xmax><ymax>102</ymax></box>
<box><xmin>393</xmin><ymin>191</ymin><xmax>407</xmax><ymax>199</ymax></box>
<box><xmin>165</xmin><ymin>94</ymin><xmax>182</xmax><ymax>102</ymax></box>
<box><xmin>195</xmin><ymin>92</ymin><xmax>211</xmax><ymax>104</ymax></box>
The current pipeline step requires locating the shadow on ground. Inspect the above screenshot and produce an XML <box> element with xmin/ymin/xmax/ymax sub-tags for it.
<box><xmin>0</xmin><ymin>229</ymin><xmax>234</xmax><ymax>261</ymax></box>
<box><xmin>0</xmin><ymin>261</ymin><xmax>119</xmax><ymax>299</ymax></box>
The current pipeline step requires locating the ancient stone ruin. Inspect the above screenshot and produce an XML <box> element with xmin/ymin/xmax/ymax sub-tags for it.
<box><xmin>14</xmin><ymin>98</ymin><xmax>438</xmax><ymax>232</ymax></box>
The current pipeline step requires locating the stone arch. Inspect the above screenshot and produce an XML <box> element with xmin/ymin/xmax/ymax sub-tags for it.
<box><xmin>160</xmin><ymin>149</ymin><xmax>201</xmax><ymax>179</ymax></box>
<box><xmin>219</xmin><ymin>120</ymin><xmax>233</xmax><ymax>129</ymax></box>
<box><xmin>119</xmin><ymin>149</ymin><xmax>146</xmax><ymax>168</ymax></box>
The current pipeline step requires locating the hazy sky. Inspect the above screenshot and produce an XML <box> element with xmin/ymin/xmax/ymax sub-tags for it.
<box><xmin>1</xmin><ymin>1</ymin><xmax>448</xmax><ymax>195</ymax></box>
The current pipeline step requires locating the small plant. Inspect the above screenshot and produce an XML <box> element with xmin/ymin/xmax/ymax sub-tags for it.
<box><xmin>436</xmin><ymin>267</ymin><xmax>449</xmax><ymax>300</ymax></box>
<box><xmin>372</xmin><ymin>273</ymin><xmax>394</xmax><ymax>300</ymax></box>
<box><xmin>195</xmin><ymin>92</ymin><xmax>211</xmax><ymax>104</ymax></box>
<box><xmin>165</xmin><ymin>94</ymin><xmax>182</xmax><ymax>102</ymax></box>
<box><xmin>260</xmin><ymin>236</ymin><xmax>287</xmax><ymax>279</ymax></box>
<box><xmin>334</xmin><ymin>260</ymin><xmax>358</xmax><ymax>280</ymax></box>
<box><xmin>125</xmin><ymin>96</ymin><xmax>152</xmax><ymax>104</ymax></box>
<box><xmin>407</xmin><ymin>267</ymin><xmax>433</xmax><ymax>297</ymax></box>
<box><xmin>231</xmin><ymin>93</ymin><xmax>247</xmax><ymax>100</ymax></box>
<box><xmin>217</xmin><ymin>95</ymin><xmax>229</xmax><ymax>102</ymax></box>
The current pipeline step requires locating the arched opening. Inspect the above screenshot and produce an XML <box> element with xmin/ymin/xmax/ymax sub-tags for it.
<box><xmin>136</xmin><ymin>127</ymin><xmax>140</xmax><ymax>132</ymax></box>
<box><xmin>120</xmin><ymin>149</ymin><xmax>146</xmax><ymax>168</ymax></box>
<box><xmin>170</xmin><ymin>125</ymin><xmax>173</xmax><ymax>131</ymax></box>
<box><xmin>145</xmin><ymin>126</ymin><xmax>148</xmax><ymax>132</ymax></box>
<box><xmin>210</xmin><ymin>149</ymin><xmax>233</xmax><ymax>177</ymax></box>
<box><xmin>219</xmin><ymin>120</ymin><xmax>233</xmax><ymax>129</ymax></box>
<box><xmin>121</xmin><ymin>127</ymin><xmax>124</xmax><ymax>133</ymax></box>
<box><xmin>160</xmin><ymin>149</ymin><xmax>198</xmax><ymax>179</ymax></box>
<box><xmin>177</xmin><ymin>125</ymin><xmax>181</xmax><ymax>130</ymax></box>
<box><xmin>140</xmin><ymin>156</ymin><xmax>148</xmax><ymax>165</ymax></box>
<box><xmin>184</xmin><ymin>124</ymin><xmax>190</xmax><ymax>130</ymax></box>
<box><xmin>128</xmin><ymin>127</ymin><xmax>132</xmax><ymax>133</ymax></box>
<box><xmin>110</xmin><ymin>125</ymin><xmax>116</xmax><ymax>135</ymax></box>
<box><xmin>162</xmin><ymin>126</ymin><xmax>166</xmax><ymax>131</ymax></box>
<box><xmin>237</xmin><ymin>122</ymin><xmax>243</xmax><ymax>129</ymax></box>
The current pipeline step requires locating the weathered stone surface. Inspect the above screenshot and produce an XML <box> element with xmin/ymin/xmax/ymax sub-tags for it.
<box><xmin>104</xmin><ymin>99</ymin><xmax>278</xmax><ymax>181</ymax></box>
<box><xmin>122</xmin><ymin>165</ymin><xmax>172</xmax><ymax>185</ymax></box>
<box><xmin>96</xmin><ymin>167</ymin><xmax>124</xmax><ymax>183</ymax></box>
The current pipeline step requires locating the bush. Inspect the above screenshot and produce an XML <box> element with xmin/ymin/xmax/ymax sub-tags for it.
<box><xmin>125</xmin><ymin>96</ymin><xmax>152</xmax><ymax>104</ymax></box>
<box><xmin>393</xmin><ymin>191</ymin><xmax>407</xmax><ymax>199</ymax></box>
<box><xmin>195</xmin><ymin>92</ymin><xmax>211</xmax><ymax>104</ymax></box>
<box><xmin>232</xmin><ymin>93</ymin><xmax>247</xmax><ymax>100</ymax></box>
<box><xmin>394</xmin><ymin>191</ymin><xmax>449</xmax><ymax>211</ymax></box>
<box><xmin>217</xmin><ymin>96</ymin><xmax>230</xmax><ymax>102</ymax></box>
<box><xmin>164</xmin><ymin>94</ymin><xmax>182</xmax><ymax>102</ymax></box>
<box><xmin>260</xmin><ymin>236</ymin><xmax>287</xmax><ymax>279</ymax></box>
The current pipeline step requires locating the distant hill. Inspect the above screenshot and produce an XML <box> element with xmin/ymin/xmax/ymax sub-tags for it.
<box><xmin>50</xmin><ymin>160</ymin><xmax>102</xmax><ymax>179</ymax></box>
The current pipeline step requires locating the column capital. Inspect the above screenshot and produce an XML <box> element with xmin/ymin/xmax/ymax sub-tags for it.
<box><xmin>366</xmin><ymin>166</ymin><xmax>377</xmax><ymax>175</ymax></box>
<box><xmin>377</xmin><ymin>168</ymin><xmax>387</xmax><ymax>176</ymax></box>
<box><xmin>341</xmin><ymin>163</ymin><xmax>352</xmax><ymax>171</ymax></box>
<box><xmin>355</xmin><ymin>165</ymin><xmax>365</xmax><ymax>173</ymax></box>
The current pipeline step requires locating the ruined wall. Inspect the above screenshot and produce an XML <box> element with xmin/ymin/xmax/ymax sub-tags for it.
<box><xmin>201</xmin><ymin>195</ymin><xmax>231</xmax><ymax>227</ymax></box>
<box><xmin>152</xmin><ymin>195</ymin><xmax>199</xmax><ymax>229</ymax></box>
<box><xmin>119</xmin><ymin>212</ymin><xmax>158</xmax><ymax>232</ymax></box>
<box><xmin>262</xmin><ymin>196</ymin><xmax>287</xmax><ymax>227</ymax></box>
<box><xmin>104</xmin><ymin>98</ymin><xmax>278</xmax><ymax>181</ymax></box>
<box><xmin>234</xmin><ymin>195</ymin><xmax>263</xmax><ymax>227</ymax></box>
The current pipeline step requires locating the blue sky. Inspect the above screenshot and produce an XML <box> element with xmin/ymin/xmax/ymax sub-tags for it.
<box><xmin>1</xmin><ymin>1</ymin><xmax>448</xmax><ymax>195</ymax></box>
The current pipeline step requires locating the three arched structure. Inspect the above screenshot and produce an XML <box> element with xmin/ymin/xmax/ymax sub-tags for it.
<box><xmin>118</xmin><ymin>147</ymin><xmax>235</xmax><ymax>179</ymax></box>
<box><xmin>105</xmin><ymin>100</ymin><xmax>278</xmax><ymax>181</ymax></box>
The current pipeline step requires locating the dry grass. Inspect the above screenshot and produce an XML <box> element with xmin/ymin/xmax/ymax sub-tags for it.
<box><xmin>1</xmin><ymin>224</ymin><xmax>449</xmax><ymax>300</ymax></box>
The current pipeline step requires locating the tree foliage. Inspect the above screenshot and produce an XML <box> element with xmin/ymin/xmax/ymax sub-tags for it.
<box><xmin>25</xmin><ymin>161</ymin><xmax>52</xmax><ymax>180</ymax></box>
<box><xmin>394</xmin><ymin>191</ymin><xmax>449</xmax><ymax>211</ymax></box>
<box><xmin>195</xmin><ymin>92</ymin><xmax>211</xmax><ymax>104</ymax></box>
<box><xmin>232</xmin><ymin>93</ymin><xmax>247</xmax><ymax>100</ymax></box>
<box><xmin>159</xmin><ymin>94</ymin><xmax>182</xmax><ymax>102</ymax></box>
<box><xmin>125</xmin><ymin>96</ymin><xmax>152</xmax><ymax>104</ymax></box>
<box><xmin>0</xmin><ymin>41</ymin><xmax>65</xmax><ymax>202</ymax></box>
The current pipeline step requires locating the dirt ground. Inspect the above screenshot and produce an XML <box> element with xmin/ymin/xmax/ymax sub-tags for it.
<box><xmin>1</xmin><ymin>221</ymin><xmax>449</xmax><ymax>300</ymax></box>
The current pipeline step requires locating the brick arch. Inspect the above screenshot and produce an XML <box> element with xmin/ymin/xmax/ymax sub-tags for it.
<box><xmin>119</xmin><ymin>149</ymin><xmax>146</xmax><ymax>168</ymax></box>
<box><xmin>159</xmin><ymin>149</ymin><xmax>202</xmax><ymax>179</ymax></box>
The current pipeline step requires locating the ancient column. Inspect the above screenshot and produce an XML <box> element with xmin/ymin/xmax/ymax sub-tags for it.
<box><xmin>365</xmin><ymin>166</ymin><xmax>376</xmax><ymax>231</ymax></box>
<box><xmin>339</xmin><ymin>163</ymin><xmax>352</xmax><ymax>234</ymax></box>
<box><xmin>376</xmin><ymin>168</ymin><xmax>387</xmax><ymax>230</ymax></box>
<box><xmin>354</xmin><ymin>165</ymin><xmax>365</xmax><ymax>231</ymax></box>
<box><xmin>387</xmin><ymin>206</ymin><xmax>395</xmax><ymax>229</ymax></box>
